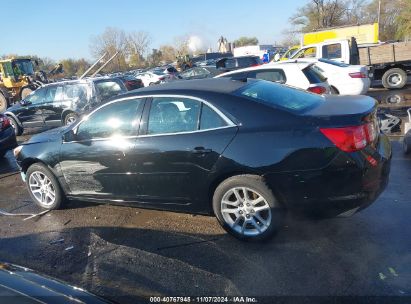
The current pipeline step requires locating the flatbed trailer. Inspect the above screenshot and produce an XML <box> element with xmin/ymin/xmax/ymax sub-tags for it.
<box><xmin>359</xmin><ymin>42</ymin><xmax>411</xmax><ymax>89</ymax></box>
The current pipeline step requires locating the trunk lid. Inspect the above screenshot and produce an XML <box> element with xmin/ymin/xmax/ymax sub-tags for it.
<box><xmin>302</xmin><ymin>95</ymin><xmax>378</xmax><ymax>127</ymax></box>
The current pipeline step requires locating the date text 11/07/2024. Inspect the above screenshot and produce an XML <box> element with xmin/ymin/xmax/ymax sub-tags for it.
<box><xmin>149</xmin><ymin>296</ymin><xmax>258</xmax><ymax>303</ymax></box>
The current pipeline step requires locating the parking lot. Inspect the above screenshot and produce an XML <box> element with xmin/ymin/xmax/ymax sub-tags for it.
<box><xmin>0</xmin><ymin>86</ymin><xmax>410</xmax><ymax>303</ymax></box>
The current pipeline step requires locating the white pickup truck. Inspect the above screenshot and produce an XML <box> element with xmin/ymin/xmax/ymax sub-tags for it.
<box><xmin>291</xmin><ymin>38</ymin><xmax>411</xmax><ymax>89</ymax></box>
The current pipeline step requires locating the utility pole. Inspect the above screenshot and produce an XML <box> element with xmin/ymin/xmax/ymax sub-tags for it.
<box><xmin>377</xmin><ymin>0</ymin><xmax>381</xmax><ymax>25</ymax></box>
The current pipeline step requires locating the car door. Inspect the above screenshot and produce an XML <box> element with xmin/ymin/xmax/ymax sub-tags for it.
<box><xmin>42</xmin><ymin>85</ymin><xmax>64</xmax><ymax>127</ymax></box>
<box><xmin>59</xmin><ymin>97</ymin><xmax>145</xmax><ymax>200</ymax></box>
<box><xmin>129</xmin><ymin>96</ymin><xmax>238</xmax><ymax>209</ymax></box>
<box><xmin>18</xmin><ymin>87</ymin><xmax>47</xmax><ymax>128</ymax></box>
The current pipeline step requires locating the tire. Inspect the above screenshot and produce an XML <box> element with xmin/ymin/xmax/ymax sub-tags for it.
<box><xmin>0</xmin><ymin>93</ymin><xmax>7</xmax><ymax>113</ymax></box>
<box><xmin>148</xmin><ymin>82</ymin><xmax>154</xmax><ymax>86</ymax></box>
<box><xmin>212</xmin><ymin>175</ymin><xmax>284</xmax><ymax>241</ymax></box>
<box><xmin>26</xmin><ymin>163</ymin><xmax>64</xmax><ymax>210</ymax></box>
<box><xmin>20</xmin><ymin>87</ymin><xmax>33</xmax><ymax>100</ymax></box>
<box><xmin>64</xmin><ymin>112</ymin><xmax>78</xmax><ymax>125</ymax></box>
<box><xmin>8</xmin><ymin>116</ymin><xmax>23</xmax><ymax>136</ymax></box>
<box><xmin>382</xmin><ymin>68</ymin><xmax>407</xmax><ymax>89</ymax></box>
<box><xmin>330</xmin><ymin>86</ymin><xmax>339</xmax><ymax>95</ymax></box>
<box><xmin>404</xmin><ymin>134</ymin><xmax>411</xmax><ymax>155</ymax></box>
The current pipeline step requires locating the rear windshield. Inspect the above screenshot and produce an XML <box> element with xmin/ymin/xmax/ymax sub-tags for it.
<box><xmin>318</xmin><ymin>58</ymin><xmax>350</xmax><ymax>67</ymax></box>
<box><xmin>235</xmin><ymin>80</ymin><xmax>323</xmax><ymax>113</ymax></box>
<box><xmin>302</xmin><ymin>64</ymin><xmax>327</xmax><ymax>84</ymax></box>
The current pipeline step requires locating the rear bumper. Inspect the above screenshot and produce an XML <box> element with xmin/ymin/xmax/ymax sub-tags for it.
<box><xmin>337</xmin><ymin>79</ymin><xmax>370</xmax><ymax>95</ymax></box>
<box><xmin>0</xmin><ymin>127</ymin><xmax>17</xmax><ymax>155</ymax></box>
<box><xmin>264</xmin><ymin>133</ymin><xmax>391</xmax><ymax>217</ymax></box>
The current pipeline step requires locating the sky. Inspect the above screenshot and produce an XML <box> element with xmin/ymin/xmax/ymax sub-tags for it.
<box><xmin>2</xmin><ymin>0</ymin><xmax>305</xmax><ymax>61</ymax></box>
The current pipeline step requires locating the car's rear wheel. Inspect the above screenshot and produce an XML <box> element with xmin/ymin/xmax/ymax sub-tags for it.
<box><xmin>8</xmin><ymin>116</ymin><xmax>23</xmax><ymax>136</ymax></box>
<box><xmin>64</xmin><ymin>112</ymin><xmax>78</xmax><ymax>125</ymax></box>
<box><xmin>330</xmin><ymin>86</ymin><xmax>339</xmax><ymax>95</ymax></box>
<box><xmin>213</xmin><ymin>175</ymin><xmax>284</xmax><ymax>241</ymax></box>
<box><xmin>382</xmin><ymin>68</ymin><xmax>407</xmax><ymax>89</ymax></box>
<box><xmin>26</xmin><ymin>163</ymin><xmax>64</xmax><ymax>210</ymax></box>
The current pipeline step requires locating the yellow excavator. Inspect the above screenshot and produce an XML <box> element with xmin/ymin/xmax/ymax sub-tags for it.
<box><xmin>0</xmin><ymin>57</ymin><xmax>62</xmax><ymax>112</ymax></box>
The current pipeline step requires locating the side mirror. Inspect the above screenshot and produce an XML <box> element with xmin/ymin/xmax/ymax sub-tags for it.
<box><xmin>63</xmin><ymin>129</ymin><xmax>77</xmax><ymax>142</ymax></box>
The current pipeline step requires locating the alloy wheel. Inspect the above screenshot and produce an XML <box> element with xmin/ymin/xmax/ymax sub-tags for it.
<box><xmin>388</xmin><ymin>73</ymin><xmax>402</xmax><ymax>86</ymax></box>
<box><xmin>221</xmin><ymin>187</ymin><xmax>271</xmax><ymax>236</ymax></box>
<box><xmin>28</xmin><ymin>171</ymin><xmax>56</xmax><ymax>206</ymax></box>
<box><xmin>65</xmin><ymin>116</ymin><xmax>77</xmax><ymax>125</ymax></box>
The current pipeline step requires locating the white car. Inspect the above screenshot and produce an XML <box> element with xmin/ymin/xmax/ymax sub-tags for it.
<box><xmin>293</xmin><ymin>58</ymin><xmax>371</xmax><ymax>95</ymax></box>
<box><xmin>136</xmin><ymin>71</ymin><xmax>168</xmax><ymax>87</ymax></box>
<box><xmin>215</xmin><ymin>61</ymin><xmax>331</xmax><ymax>94</ymax></box>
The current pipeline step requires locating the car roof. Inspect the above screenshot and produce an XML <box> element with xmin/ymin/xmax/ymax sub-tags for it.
<box><xmin>127</xmin><ymin>78</ymin><xmax>247</xmax><ymax>95</ymax></box>
<box><xmin>40</xmin><ymin>77</ymin><xmax>121</xmax><ymax>88</ymax></box>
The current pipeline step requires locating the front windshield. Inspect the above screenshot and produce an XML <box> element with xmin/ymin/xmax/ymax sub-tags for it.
<box><xmin>13</xmin><ymin>60</ymin><xmax>35</xmax><ymax>75</ymax></box>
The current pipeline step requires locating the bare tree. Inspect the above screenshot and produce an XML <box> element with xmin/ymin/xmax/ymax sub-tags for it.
<box><xmin>127</xmin><ymin>31</ymin><xmax>151</xmax><ymax>58</ymax></box>
<box><xmin>159</xmin><ymin>45</ymin><xmax>177</xmax><ymax>62</ymax></box>
<box><xmin>173</xmin><ymin>35</ymin><xmax>190</xmax><ymax>56</ymax></box>
<box><xmin>89</xmin><ymin>27</ymin><xmax>128</xmax><ymax>72</ymax></box>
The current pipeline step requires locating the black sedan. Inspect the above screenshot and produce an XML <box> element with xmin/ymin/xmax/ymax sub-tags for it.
<box><xmin>0</xmin><ymin>114</ymin><xmax>17</xmax><ymax>157</ymax></box>
<box><xmin>13</xmin><ymin>79</ymin><xmax>391</xmax><ymax>241</ymax></box>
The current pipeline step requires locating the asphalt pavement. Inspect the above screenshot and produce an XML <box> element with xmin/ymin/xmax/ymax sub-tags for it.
<box><xmin>0</xmin><ymin>87</ymin><xmax>410</xmax><ymax>303</ymax></box>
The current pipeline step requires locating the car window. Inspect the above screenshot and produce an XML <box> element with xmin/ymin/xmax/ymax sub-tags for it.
<box><xmin>95</xmin><ymin>80</ymin><xmax>124</xmax><ymax>101</ymax></box>
<box><xmin>65</xmin><ymin>84</ymin><xmax>89</xmax><ymax>102</ymax></box>
<box><xmin>247</xmin><ymin>69</ymin><xmax>286</xmax><ymax>83</ymax></box>
<box><xmin>25</xmin><ymin>87</ymin><xmax>47</xmax><ymax>104</ymax></box>
<box><xmin>295</xmin><ymin>47</ymin><xmax>317</xmax><ymax>58</ymax></box>
<box><xmin>225</xmin><ymin>59</ymin><xmax>236</xmax><ymax>69</ymax></box>
<box><xmin>302</xmin><ymin>64</ymin><xmax>327</xmax><ymax>83</ymax></box>
<box><xmin>236</xmin><ymin>80</ymin><xmax>323</xmax><ymax>113</ymax></box>
<box><xmin>222</xmin><ymin>71</ymin><xmax>248</xmax><ymax>81</ymax></box>
<box><xmin>200</xmin><ymin>104</ymin><xmax>227</xmax><ymax>130</ymax></box>
<box><xmin>45</xmin><ymin>85</ymin><xmax>64</xmax><ymax>102</ymax></box>
<box><xmin>322</xmin><ymin>43</ymin><xmax>342</xmax><ymax>59</ymax></box>
<box><xmin>77</xmin><ymin>98</ymin><xmax>142</xmax><ymax>140</ymax></box>
<box><xmin>147</xmin><ymin>97</ymin><xmax>201</xmax><ymax>135</ymax></box>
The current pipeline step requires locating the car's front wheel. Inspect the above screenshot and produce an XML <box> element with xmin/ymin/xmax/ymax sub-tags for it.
<box><xmin>26</xmin><ymin>163</ymin><xmax>64</xmax><ymax>210</ymax></box>
<box><xmin>213</xmin><ymin>175</ymin><xmax>284</xmax><ymax>241</ymax></box>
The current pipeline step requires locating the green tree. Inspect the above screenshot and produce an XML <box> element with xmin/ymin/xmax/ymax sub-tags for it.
<box><xmin>233</xmin><ymin>36</ymin><xmax>259</xmax><ymax>47</ymax></box>
<box><xmin>396</xmin><ymin>0</ymin><xmax>411</xmax><ymax>40</ymax></box>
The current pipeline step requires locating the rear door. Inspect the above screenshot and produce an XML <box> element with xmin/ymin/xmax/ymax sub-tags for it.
<box><xmin>130</xmin><ymin>96</ymin><xmax>238</xmax><ymax>208</ymax></box>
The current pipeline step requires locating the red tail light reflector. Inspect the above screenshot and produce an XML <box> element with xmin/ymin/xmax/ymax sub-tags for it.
<box><xmin>308</xmin><ymin>86</ymin><xmax>327</xmax><ymax>94</ymax></box>
<box><xmin>0</xmin><ymin>116</ymin><xmax>10</xmax><ymax>130</ymax></box>
<box><xmin>349</xmin><ymin>72</ymin><xmax>367</xmax><ymax>78</ymax></box>
<box><xmin>320</xmin><ymin>125</ymin><xmax>368</xmax><ymax>152</ymax></box>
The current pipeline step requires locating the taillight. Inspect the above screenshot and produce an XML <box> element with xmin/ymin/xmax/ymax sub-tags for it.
<box><xmin>159</xmin><ymin>76</ymin><xmax>165</xmax><ymax>80</ymax></box>
<box><xmin>320</xmin><ymin>122</ymin><xmax>377</xmax><ymax>152</ymax></box>
<box><xmin>0</xmin><ymin>116</ymin><xmax>10</xmax><ymax>130</ymax></box>
<box><xmin>349</xmin><ymin>72</ymin><xmax>367</xmax><ymax>78</ymax></box>
<box><xmin>308</xmin><ymin>86</ymin><xmax>326</xmax><ymax>94</ymax></box>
